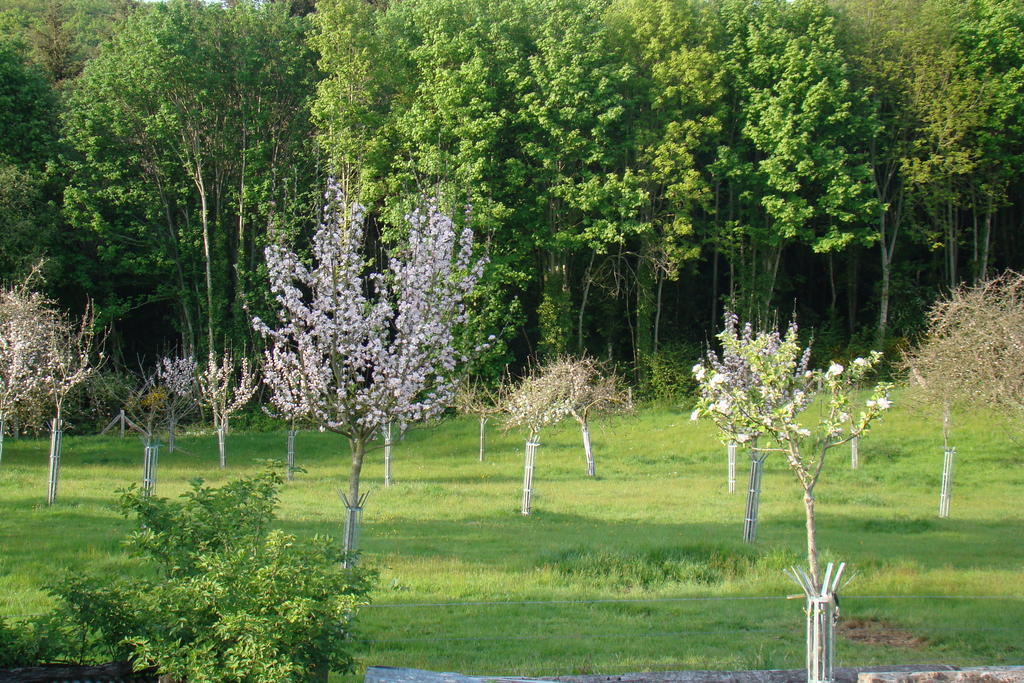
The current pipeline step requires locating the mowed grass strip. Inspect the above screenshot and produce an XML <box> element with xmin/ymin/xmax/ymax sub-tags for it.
<box><xmin>1</xmin><ymin>393</ymin><xmax>1022</xmax><ymax>677</ymax></box>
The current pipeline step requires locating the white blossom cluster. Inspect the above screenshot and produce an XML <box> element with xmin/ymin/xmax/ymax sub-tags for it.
<box><xmin>692</xmin><ymin>312</ymin><xmax>892</xmax><ymax>486</ymax></box>
<box><xmin>0</xmin><ymin>285</ymin><xmax>52</xmax><ymax>425</ymax></box>
<box><xmin>254</xmin><ymin>181</ymin><xmax>485</xmax><ymax>440</ymax></box>
<box><xmin>0</xmin><ymin>279</ymin><xmax>100</xmax><ymax>428</ymax></box>
<box><xmin>196</xmin><ymin>350</ymin><xmax>259</xmax><ymax>430</ymax></box>
<box><xmin>148</xmin><ymin>355</ymin><xmax>199</xmax><ymax>435</ymax></box>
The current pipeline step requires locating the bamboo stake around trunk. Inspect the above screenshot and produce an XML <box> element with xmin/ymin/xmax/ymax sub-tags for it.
<box><xmin>521</xmin><ymin>433</ymin><xmax>539</xmax><ymax>516</ymax></box>
<box><xmin>46</xmin><ymin>418</ymin><xmax>63</xmax><ymax>506</ymax></box>
<box><xmin>742</xmin><ymin>449</ymin><xmax>768</xmax><ymax>543</ymax></box>
<box><xmin>581</xmin><ymin>420</ymin><xmax>595</xmax><ymax>477</ymax></box>
<box><xmin>217</xmin><ymin>424</ymin><xmax>226</xmax><ymax>469</ymax></box>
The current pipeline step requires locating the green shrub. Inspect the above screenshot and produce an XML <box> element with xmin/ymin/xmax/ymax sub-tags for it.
<box><xmin>636</xmin><ymin>342</ymin><xmax>701</xmax><ymax>403</ymax></box>
<box><xmin>49</xmin><ymin>469</ymin><xmax>374</xmax><ymax>682</ymax></box>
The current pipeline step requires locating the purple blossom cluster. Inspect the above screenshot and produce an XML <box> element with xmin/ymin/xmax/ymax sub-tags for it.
<box><xmin>697</xmin><ymin>311</ymin><xmax>813</xmax><ymax>441</ymax></box>
<box><xmin>254</xmin><ymin>181</ymin><xmax>486</xmax><ymax>440</ymax></box>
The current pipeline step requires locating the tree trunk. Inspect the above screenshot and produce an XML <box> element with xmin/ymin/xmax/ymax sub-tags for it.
<box><xmin>383</xmin><ymin>421</ymin><xmax>393</xmax><ymax>487</ymax></box>
<box><xmin>521</xmin><ymin>429</ymin><xmax>540</xmax><ymax>516</ymax></box>
<box><xmin>580</xmin><ymin>418</ymin><xmax>594</xmax><ymax>477</ymax></box>
<box><xmin>478</xmin><ymin>416</ymin><xmax>487</xmax><ymax>462</ymax></box>
<box><xmin>47</xmin><ymin>415</ymin><xmax>63</xmax><ymax>506</ymax></box>
<box><xmin>196</xmin><ymin>166</ymin><xmax>216</xmax><ymax>357</ymax></box>
<box><xmin>346</xmin><ymin>436</ymin><xmax>366</xmax><ymax>509</ymax></box>
<box><xmin>217</xmin><ymin>423</ymin><xmax>226</xmax><ymax>469</ymax></box>
<box><xmin>804</xmin><ymin>487</ymin><xmax>820</xmax><ymax>588</ymax></box>
<box><xmin>343</xmin><ymin>436</ymin><xmax>368</xmax><ymax>565</ymax></box>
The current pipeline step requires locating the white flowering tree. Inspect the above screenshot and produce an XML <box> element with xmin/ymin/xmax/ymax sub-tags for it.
<box><xmin>693</xmin><ymin>313</ymin><xmax>891</xmax><ymax>682</ymax></box>
<box><xmin>0</xmin><ymin>283</ymin><xmax>51</xmax><ymax>463</ymax></box>
<box><xmin>254</xmin><ymin>182</ymin><xmax>484</xmax><ymax>559</ymax></box>
<box><xmin>501</xmin><ymin>362</ymin><xmax>574</xmax><ymax>515</ymax></box>
<box><xmin>38</xmin><ymin>301</ymin><xmax>100</xmax><ymax>504</ymax></box>
<box><xmin>196</xmin><ymin>350</ymin><xmax>258</xmax><ymax>469</ymax></box>
<box><xmin>692</xmin><ymin>313</ymin><xmax>891</xmax><ymax>587</ymax></box>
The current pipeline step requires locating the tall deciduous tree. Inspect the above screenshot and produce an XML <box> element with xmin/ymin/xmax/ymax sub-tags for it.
<box><xmin>62</xmin><ymin>0</ymin><xmax>319</xmax><ymax>357</ymax></box>
<box><xmin>0</xmin><ymin>39</ymin><xmax>59</xmax><ymax>280</ymax></box>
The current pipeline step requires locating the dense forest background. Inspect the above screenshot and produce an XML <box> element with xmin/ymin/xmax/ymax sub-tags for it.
<box><xmin>2</xmin><ymin>0</ymin><xmax>1023</xmax><ymax>391</ymax></box>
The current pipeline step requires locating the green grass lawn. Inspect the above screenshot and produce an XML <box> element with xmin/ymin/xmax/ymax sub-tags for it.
<box><xmin>1</xmin><ymin>394</ymin><xmax>1023</xmax><ymax>677</ymax></box>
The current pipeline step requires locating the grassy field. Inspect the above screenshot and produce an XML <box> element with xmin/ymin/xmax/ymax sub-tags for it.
<box><xmin>1</xmin><ymin>393</ymin><xmax>1023</xmax><ymax>678</ymax></box>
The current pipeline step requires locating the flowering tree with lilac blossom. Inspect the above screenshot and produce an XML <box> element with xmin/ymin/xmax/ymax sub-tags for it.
<box><xmin>693</xmin><ymin>313</ymin><xmax>891</xmax><ymax>683</ymax></box>
<box><xmin>692</xmin><ymin>313</ymin><xmax>892</xmax><ymax>587</ymax></box>
<box><xmin>253</xmin><ymin>181</ymin><xmax>485</xmax><ymax>556</ymax></box>
<box><xmin>196</xmin><ymin>350</ymin><xmax>259</xmax><ymax>469</ymax></box>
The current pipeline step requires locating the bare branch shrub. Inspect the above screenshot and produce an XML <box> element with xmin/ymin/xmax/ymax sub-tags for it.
<box><xmin>904</xmin><ymin>271</ymin><xmax>1024</xmax><ymax>442</ymax></box>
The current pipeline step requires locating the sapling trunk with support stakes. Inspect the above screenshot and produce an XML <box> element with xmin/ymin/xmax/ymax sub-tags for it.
<box><xmin>939</xmin><ymin>404</ymin><xmax>955</xmax><ymax>518</ymax></box>
<box><xmin>197</xmin><ymin>349</ymin><xmax>258</xmax><ymax>471</ymax></box>
<box><xmin>727</xmin><ymin>440</ymin><xmax>737</xmax><ymax>493</ymax></box>
<box><xmin>521</xmin><ymin>430</ymin><xmax>540</xmax><ymax>515</ymax></box>
<box><xmin>286</xmin><ymin>425</ymin><xmax>296</xmax><ymax>481</ymax></box>
<box><xmin>455</xmin><ymin>380</ymin><xmax>499</xmax><ymax>462</ymax></box>
<box><xmin>39</xmin><ymin>300</ymin><xmax>100</xmax><ymax>505</ymax></box>
<box><xmin>500</xmin><ymin>360</ymin><xmax>575</xmax><ymax>514</ymax></box>
<box><xmin>142</xmin><ymin>442</ymin><xmax>159</xmax><ymax>496</ymax></box>
<box><xmin>255</xmin><ymin>185</ymin><xmax>485</xmax><ymax>565</ymax></box>
<box><xmin>46</xmin><ymin>416</ymin><xmax>63</xmax><ymax>506</ymax></box>
<box><xmin>559</xmin><ymin>356</ymin><xmax>631</xmax><ymax>478</ymax></box>
<box><xmin>694</xmin><ymin>312</ymin><xmax>891</xmax><ymax>683</ymax></box>
<box><xmin>742</xmin><ymin>446</ymin><xmax>767</xmax><ymax>543</ymax></box>
<box><xmin>382</xmin><ymin>421</ymin><xmax>393</xmax><ymax>487</ymax></box>
<box><xmin>478</xmin><ymin>416</ymin><xmax>487</xmax><ymax>462</ymax></box>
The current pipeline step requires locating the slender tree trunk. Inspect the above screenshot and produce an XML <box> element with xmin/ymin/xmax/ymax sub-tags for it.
<box><xmin>347</xmin><ymin>436</ymin><xmax>366</xmax><ymax>507</ymax></box>
<box><xmin>980</xmin><ymin>201</ymin><xmax>993</xmax><ymax>282</ymax></box>
<box><xmin>580</xmin><ymin>417</ymin><xmax>594</xmax><ymax>477</ymax></box>
<box><xmin>653</xmin><ymin>269</ymin><xmax>665</xmax><ymax>355</ymax></box>
<box><xmin>577</xmin><ymin>253</ymin><xmax>595</xmax><ymax>354</ymax></box>
<box><xmin>804</xmin><ymin>487</ymin><xmax>819</xmax><ymax>587</ymax></box>
<box><xmin>196</xmin><ymin>167</ymin><xmax>216</xmax><ymax>356</ymax></box>
<box><xmin>878</xmin><ymin>237</ymin><xmax>891</xmax><ymax>346</ymax></box>
<box><xmin>478</xmin><ymin>416</ymin><xmax>487</xmax><ymax>462</ymax></box>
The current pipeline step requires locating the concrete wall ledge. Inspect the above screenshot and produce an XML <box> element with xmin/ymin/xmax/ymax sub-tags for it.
<box><xmin>367</xmin><ymin>665</ymin><xmax>1024</xmax><ymax>683</ymax></box>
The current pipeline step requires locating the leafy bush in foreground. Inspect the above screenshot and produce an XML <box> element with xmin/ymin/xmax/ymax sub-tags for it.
<box><xmin>49</xmin><ymin>469</ymin><xmax>373</xmax><ymax>682</ymax></box>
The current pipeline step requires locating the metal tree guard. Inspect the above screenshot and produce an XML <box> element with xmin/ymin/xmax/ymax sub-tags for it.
<box><xmin>217</xmin><ymin>424</ymin><xmax>226</xmax><ymax>469</ymax></box>
<box><xmin>167</xmin><ymin>416</ymin><xmax>177</xmax><ymax>454</ymax></box>
<box><xmin>850</xmin><ymin>436</ymin><xmax>859</xmax><ymax>470</ymax></box>
<box><xmin>742</xmin><ymin>450</ymin><xmax>768</xmax><ymax>543</ymax></box>
<box><xmin>339</xmin><ymin>491</ymin><xmax>370</xmax><ymax>568</ymax></box>
<box><xmin>143</xmin><ymin>443</ymin><xmax>158</xmax><ymax>496</ymax></box>
<box><xmin>286</xmin><ymin>429</ymin><xmax>296</xmax><ymax>481</ymax></box>
<box><xmin>521</xmin><ymin>439</ymin><xmax>539</xmax><ymax>515</ymax></box>
<box><xmin>46</xmin><ymin>418</ymin><xmax>63</xmax><ymax>506</ymax></box>
<box><xmin>727</xmin><ymin>441</ymin><xmax>737</xmax><ymax>493</ymax></box>
<box><xmin>582</xmin><ymin>421</ymin><xmax>595</xmax><ymax>477</ymax></box>
<box><xmin>939</xmin><ymin>446</ymin><xmax>955</xmax><ymax>518</ymax></box>
<box><xmin>479</xmin><ymin>416</ymin><xmax>487</xmax><ymax>462</ymax></box>
<box><xmin>383</xmin><ymin>422</ymin><xmax>393</xmax><ymax>487</ymax></box>
<box><xmin>785</xmin><ymin>562</ymin><xmax>847</xmax><ymax>683</ymax></box>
